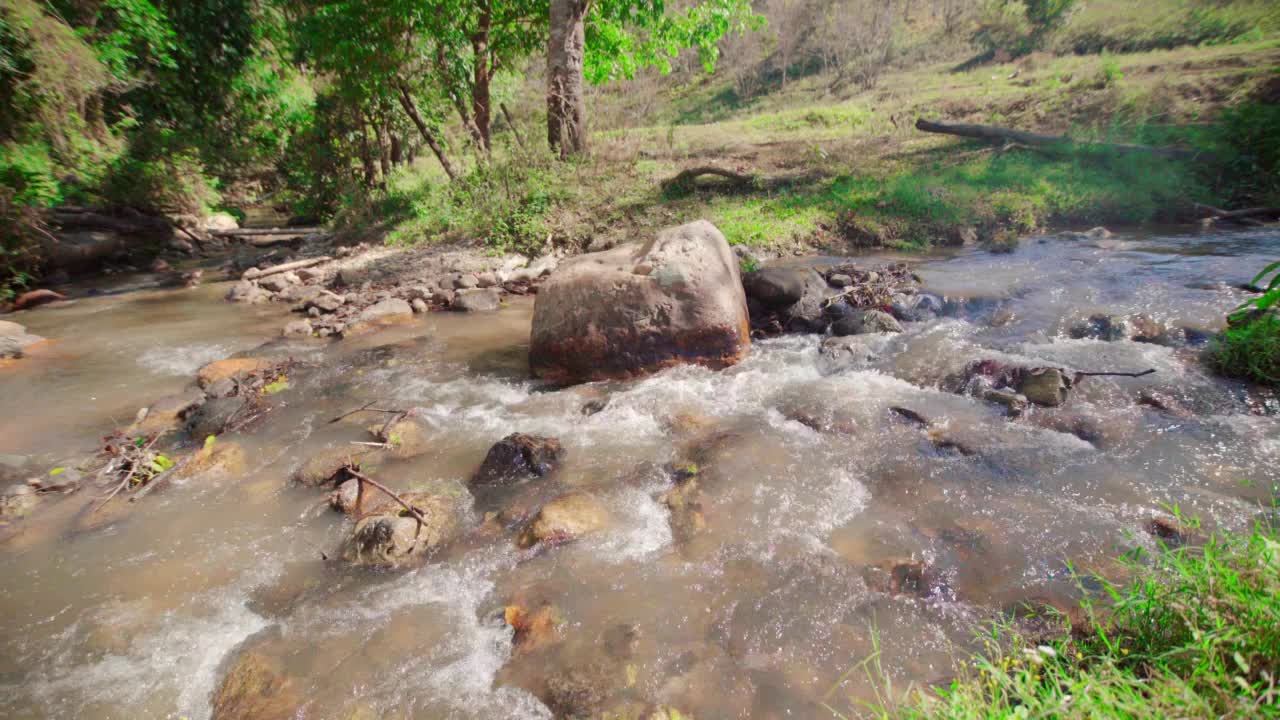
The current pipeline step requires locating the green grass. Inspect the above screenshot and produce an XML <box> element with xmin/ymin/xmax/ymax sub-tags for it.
<box><xmin>1209</xmin><ymin>261</ymin><xmax>1280</xmax><ymax>387</ymax></box>
<box><xmin>837</xmin><ymin>524</ymin><xmax>1280</xmax><ymax>719</ymax></box>
<box><xmin>1058</xmin><ymin>0</ymin><xmax>1280</xmax><ymax>54</ymax></box>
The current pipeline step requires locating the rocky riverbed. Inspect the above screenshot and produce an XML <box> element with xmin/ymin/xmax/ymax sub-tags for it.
<box><xmin>0</xmin><ymin>224</ymin><xmax>1277</xmax><ymax>719</ymax></box>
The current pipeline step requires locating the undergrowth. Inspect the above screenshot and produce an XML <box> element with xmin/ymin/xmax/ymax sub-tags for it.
<box><xmin>1210</xmin><ymin>260</ymin><xmax>1280</xmax><ymax>387</ymax></box>
<box><xmin>838</xmin><ymin>523</ymin><xmax>1280</xmax><ymax>719</ymax></box>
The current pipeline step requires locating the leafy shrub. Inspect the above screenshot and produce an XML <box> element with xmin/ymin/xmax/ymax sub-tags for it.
<box><xmin>0</xmin><ymin>142</ymin><xmax>61</xmax><ymax>207</ymax></box>
<box><xmin>974</xmin><ymin>0</ymin><xmax>1077</xmax><ymax>57</ymax></box>
<box><xmin>1210</xmin><ymin>261</ymin><xmax>1280</xmax><ymax>386</ymax></box>
<box><xmin>100</xmin><ymin>130</ymin><xmax>219</xmax><ymax>214</ymax></box>
<box><xmin>0</xmin><ymin>186</ymin><xmax>45</xmax><ymax>303</ymax></box>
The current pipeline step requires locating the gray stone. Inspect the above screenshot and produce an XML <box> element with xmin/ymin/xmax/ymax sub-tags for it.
<box><xmin>817</xmin><ymin>335</ymin><xmax>878</xmax><ymax>374</ymax></box>
<box><xmin>1018</xmin><ymin>368</ymin><xmax>1072</xmax><ymax>407</ymax></box>
<box><xmin>226</xmin><ymin>281</ymin><xmax>272</xmax><ymax>305</ymax></box>
<box><xmin>981</xmin><ymin>388</ymin><xmax>1028</xmax><ymax>416</ymax></box>
<box><xmin>0</xmin><ymin>321</ymin><xmax>43</xmax><ymax>358</ymax></box>
<box><xmin>475</xmin><ymin>271</ymin><xmax>499</xmax><ymax>288</ymax></box>
<box><xmin>411</xmin><ymin>298</ymin><xmax>428</xmax><ymax>314</ymax></box>
<box><xmin>453</xmin><ymin>274</ymin><xmax>479</xmax><ymax>290</ymax></box>
<box><xmin>304</xmin><ymin>291</ymin><xmax>344</xmax><ymax>314</ymax></box>
<box><xmin>0</xmin><ymin>454</ymin><xmax>31</xmax><ymax>484</ymax></box>
<box><xmin>0</xmin><ymin>483</ymin><xmax>38</xmax><ymax>519</ymax></box>
<box><xmin>828</xmin><ymin>273</ymin><xmax>853</xmax><ymax>288</ymax></box>
<box><xmin>451</xmin><ymin>288</ymin><xmax>501</xmax><ymax>312</ymax></box>
<box><xmin>276</xmin><ymin>283</ymin><xmax>323</xmax><ymax>305</ymax></box>
<box><xmin>282</xmin><ymin>320</ymin><xmax>313</xmax><ymax>337</ymax></box>
<box><xmin>258</xmin><ymin>275</ymin><xmax>293</xmax><ymax>293</ymax></box>
<box><xmin>342</xmin><ymin>492</ymin><xmax>460</xmax><ymax>569</ymax></box>
<box><xmin>831</xmin><ymin>309</ymin><xmax>903</xmax><ymax>336</ymax></box>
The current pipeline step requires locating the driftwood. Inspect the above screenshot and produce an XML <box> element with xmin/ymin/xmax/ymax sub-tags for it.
<box><xmin>1195</xmin><ymin>203</ymin><xmax>1279</xmax><ymax>227</ymax></box>
<box><xmin>915</xmin><ymin>118</ymin><xmax>1203</xmax><ymax>160</ymax></box>
<box><xmin>661</xmin><ymin>166</ymin><xmax>757</xmax><ymax>193</ymax></box>
<box><xmin>210</xmin><ymin>227</ymin><xmax>323</xmax><ymax>238</ymax></box>
<box><xmin>244</xmin><ymin>256</ymin><xmax>331</xmax><ymax>280</ymax></box>
<box><xmin>48</xmin><ymin>208</ymin><xmax>171</xmax><ymax>234</ymax></box>
<box><xmin>1075</xmin><ymin>368</ymin><xmax>1156</xmax><ymax>380</ymax></box>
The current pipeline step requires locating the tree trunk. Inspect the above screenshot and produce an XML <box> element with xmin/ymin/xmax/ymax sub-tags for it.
<box><xmin>374</xmin><ymin>118</ymin><xmax>391</xmax><ymax>182</ymax></box>
<box><xmin>391</xmin><ymin>134</ymin><xmax>404</xmax><ymax>165</ymax></box>
<box><xmin>358</xmin><ymin>118</ymin><xmax>377</xmax><ymax>188</ymax></box>
<box><xmin>547</xmin><ymin>0</ymin><xmax>589</xmax><ymax>158</ymax></box>
<box><xmin>395</xmin><ymin>80</ymin><xmax>458</xmax><ymax>180</ymax></box>
<box><xmin>471</xmin><ymin>0</ymin><xmax>493</xmax><ymax>153</ymax></box>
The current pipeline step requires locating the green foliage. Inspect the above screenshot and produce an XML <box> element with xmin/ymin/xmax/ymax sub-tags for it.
<box><xmin>0</xmin><ymin>142</ymin><xmax>61</xmax><ymax>207</ymax></box>
<box><xmin>1096</xmin><ymin>53</ymin><xmax>1124</xmax><ymax>88</ymax></box>
<box><xmin>0</xmin><ymin>185</ymin><xmax>44</xmax><ymax>302</ymax></box>
<box><xmin>1059</xmin><ymin>0</ymin><xmax>1280</xmax><ymax>54</ymax></box>
<box><xmin>341</xmin><ymin>150</ymin><xmax>569</xmax><ymax>256</ymax></box>
<box><xmin>1210</xmin><ymin>261</ymin><xmax>1280</xmax><ymax>386</ymax></box>
<box><xmin>100</xmin><ymin>129</ymin><xmax>219</xmax><ymax>214</ymax></box>
<box><xmin>842</xmin><ymin>526</ymin><xmax>1280</xmax><ymax>719</ymax></box>
<box><xmin>586</xmin><ymin>0</ymin><xmax>764</xmax><ymax>83</ymax></box>
<box><xmin>974</xmin><ymin>0</ymin><xmax>1078</xmax><ymax>56</ymax></box>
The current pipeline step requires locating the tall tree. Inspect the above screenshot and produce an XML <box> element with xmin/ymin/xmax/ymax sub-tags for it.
<box><xmin>547</xmin><ymin>0</ymin><xmax>761</xmax><ymax>158</ymax></box>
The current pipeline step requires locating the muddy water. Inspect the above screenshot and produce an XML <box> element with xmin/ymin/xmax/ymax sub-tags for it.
<box><xmin>1</xmin><ymin>229</ymin><xmax>1277</xmax><ymax>719</ymax></box>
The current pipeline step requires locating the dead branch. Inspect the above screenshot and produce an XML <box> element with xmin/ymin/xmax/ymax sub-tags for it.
<box><xmin>328</xmin><ymin>401</ymin><xmax>407</xmax><ymax>424</ymax></box>
<box><xmin>1074</xmin><ymin>368</ymin><xmax>1156</xmax><ymax>380</ymax></box>
<box><xmin>91</xmin><ymin>435</ymin><xmax>162</xmax><ymax>513</ymax></box>
<box><xmin>210</xmin><ymin>227</ymin><xmax>323</xmax><ymax>238</ymax></box>
<box><xmin>243</xmin><ymin>256</ymin><xmax>331</xmax><ymax>281</ymax></box>
<box><xmin>345</xmin><ymin>468</ymin><xmax>428</xmax><ymax>534</ymax></box>
<box><xmin>915</xmin><ymin>118</ymin><xmax>1203</xmax><ymax>160</ymax></box>
<box><xmin>661</xmin><ymin>166</ymin><xmax>757</xmax><ymax>194</ymax></box>
<box><xmin>500</xmin><ymin>102</ymin><xmax>526</xmax><ymax>150</ymax></box>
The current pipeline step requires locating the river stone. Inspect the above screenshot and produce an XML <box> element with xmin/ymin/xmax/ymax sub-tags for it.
<box><xmin>304</xmin><ymin>291</ymin><xmax>345</xmax><ymax>314</ymax></box>
<box><xmin>197</xmin><ymin>358</ymin><xmax>274</xmax><ymax>388</ymax></box>
<box><xmin>329</xmin><ymin>478</ymin><xmax>360</xmax><ymax>514</ymax></box>
<box><xmin>452</xmin><ymin>288</ymin><xmax>501</xmax><ymax>312</ymax></box>
<box><xmin>831</xmin><ymin>309</ymin><xmax>902</xmax><ymax>336</ymax></box>
<box><xmin>276</xmin><ymin>283</ymin><xmax>322</xmax><ymax>305</ymax></box>
<box><xmin>185</xmin><ymin>396</ymin><xmax>247</xmax><ymax>438</ymax></box>
<box><xmin>0</xmin><ymin>320</ymin><xmax>44</xmax><ymax>358</ymax></box>
<box><xmin>517</xmin><ymin>492</ymin><xmax>610</xmax><ymax>548</ymax></box>
<box><xmin>258</xmin><ymin>275</ymin><xmax>294</xmax><ymax>293</ymax></box>
<box><xmin>131</xmin><ymin>388</ymin><xmax>206</xmax><ymax>435</ymax></box>
<box><xmin>0</xmin><ymin>484</ymin><xmax>38</xmax><ymax>519</ymax></box>
<box><xmin>529</xmin><ymin>220</ymin><xmax>750</xmax><ymax>383</ymax></box>
<box><xmin>889</xmin><ymin>293</ymin><xmax>943</xmax><ymax>322</ymax></box>
<box><xmin>342</xmin><ymin>491</ymin><xmax>459</xmax><ymax>568</ymax></box>
<box><xmin>226</xmin><ymin>281</ymin><xmax>272</xmax><ymax>304</ymax></box>
<box><xmin>281</xmin><ymin>319</ymin><xmax>312</xmax><ymax>338</ymax></box>
<box><xmin>355</xmin><ymin>298</ymin><xmax>413</xmax><ymax>325</ymax></box>
<box><xmin>453</xmin><ymin>274</ymin><xmax>480</xmax><ymax>290</ymax></box>
<box><xmin>0</xmin><ymin>454</ymin><xmax>31</xmax><ymax>484</ymax></box>
<box><xmin>743</xmin><ymin>266</ymin><xmax>830</xmax><ymax>332</ymax></box>
<box><xmin>472</xmin><ymin>433</ymin><xmax>563</xmax><ymax>486</ymax></box>
<box><xmin>211</xmin><ymin>651</ymin><xmax>300</xmax><ymax>720</ymax></box>
<box><xmin>367</xmin><ymin>418</ymin><xmax>431</xmax><ymax>459</ymax></box>
<box><xmin>476</xmin><ymin>271</ymin><xmax>499</xmax><ymax>288</ymax></box>
<box><xmin>292</xmin><ymin>446</ymin><xmax>373</xmax><ymax>487</ymax></box>
<box><xmin>410</xmin><ymin>298</ymin><xmax>428</xmax><ymax>314</ymax></box>
<box><xmin>817</xmin><ymin>335</ymin><xmax>878</xmax><ymax>374</ymax></box>
<box><xmin>1018</xmin><ymin>368</ymin><xmax>1072</xmax><ymax>407</ymax></box>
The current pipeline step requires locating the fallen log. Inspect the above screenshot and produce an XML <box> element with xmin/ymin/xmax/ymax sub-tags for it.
<box><xmin>1195</xmin><ymin>203</ymin><xmax>1280</xmax><ymax>223</ymax></box>
<box><xmin>209</xmin><ymin>227</ymin><xmax>324</xmax><ymax>237</ymax></box>
<box><xmin>244</xmin><ymin>256</ymin><xmax>331</xmax><ymax>281</ymax></box>
<box><xmin>914</xmin><ymin>118</ymin><xmax>1203</xmax><ymax>160</ymax></box>
<box><xmin>661</xmin><ymin>166</ymin><xmax>757</xmax><ymax>193</ymax></box>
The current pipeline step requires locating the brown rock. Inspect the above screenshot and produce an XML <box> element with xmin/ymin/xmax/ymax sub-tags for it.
<box><xmin>196</xmin><ymin>358</ymin><xmax>274</xmax><ymax>388</ymax></box>
<box><xmin>517</xmin><ymin>492</ymin><xmax>609</xmax><ymax>548</ymax></box>
<box><xmin>529</xmin><ymin>220</ymin><xmax>750</xmax><ymax>383</ymax></box>
<box><xmin>341</xmin><ymin>491</ymin><xmax>459</xmax><ymax>568</ymax></box>
<box><xmin>211</xmin><ymin>651</ymin><xmax>299</xmax><ymax>720</ymax></box>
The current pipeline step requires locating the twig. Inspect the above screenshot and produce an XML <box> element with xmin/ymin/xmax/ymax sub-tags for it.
<box><xmin>1074</xmin><ymin>368</ymin><xmax>1156</xmax><ymax>379</ymax></box>
<box><xmin>91</xmin><ymin>435</ymin><xmax>161</xmax><ymax>513</ymax></box>
<box><xmin>328</xmin><ymin>401</ymin><xmax>405</xmax><ymax>424</ymax></box>
<box><xmin>345</xmin><ymin>468</ymin><xmax>428</xmax><ymax>535</ymax></box>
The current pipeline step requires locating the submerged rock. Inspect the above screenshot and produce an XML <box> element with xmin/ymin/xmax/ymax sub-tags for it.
<box><xmin>0</xmin><ymin>319</ymin><xmax>44</xmax><ymax>359</ymax></box>
<box><xmin>131</xmin><ymin>388</ymin><xmax>207</xmax><ymax>435</ymax></box>
<box><xmin>343</xmin><ymin>298</ymin><xmax>414</xmax><ymax>335</ymax></box>
<box><xmin>1017</xmin><ymin>367</ymin><xmax>1072</xmax><ymax>407</ymax></box>
<box><xmin>471</xmin><ymin>433</ymin><xmax>563</xmax><ymax>486</ymax></box>
<box><xmin>817</xmin><ymin>335</ymin><xmax>878</xmax><ymax>374</ymax></box>
<box><xmin>366</xmin><ymin>417</ymin><xmax>431</xmax><ymax>459</ymax></box>
<box><xmin>830</xmin><ymin>309</ymin><xmax>902</xmax><ymax>336</ymax></box>
<box><xmin>196</xmin><ymin>358</ymin><xmax>275</xmax><ymax>388</ymax></box>
<box><xmin>529</xmin><ymin>220</ymin><xmax>751</xmax><ymax>383</ymax></box>
<box><xmin>292</xmin><ymin>446</ymin><xmax>373</xmax><ymax>487</ymax></box>
<box><xmin>0</xmin><ymin>484</ymin><xmax>39</xmax><ymax>520</ymax></box>
<box><xmin>226</xmin><ymin>281</ymin><xmax>272</xmax><ymax>304</ymax></box>
<box><xmin>341</xmin><ymin>491</ymin><xmax>459</xmax><ymax>568</ymax></box>
<box><xmin>517</xmin><ymin>492</ymin><xmax>610</xmax><ymax>548</ymax></box>
<box><xmin>211</xmin><ymin>651</ymin><xmax>300</xmax><ymax>720</ymax></box>
<box><xmin>452</xmin><ymin>287</ymin><xmax>501</xmax><ymax>312</ymax></box>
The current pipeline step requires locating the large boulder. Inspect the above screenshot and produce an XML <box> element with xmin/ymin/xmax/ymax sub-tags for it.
<box><xmin>529</xmin><ymin>220</ymin><xmax>750</xmax><ymax>383</ymax></box>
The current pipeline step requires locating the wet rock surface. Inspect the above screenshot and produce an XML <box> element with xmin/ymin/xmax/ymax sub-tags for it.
<box><xmin>529</xmin><ymin>220</ymin><xmax>751</xmax><ymax>383</ymax></box>
<box><xmin>517</xmin><ymin>492</ymin><xmax>610</xmax><ymax>548</ymax></box>
<box><xmin>471</xmin><ymin>433</ymin><xmax>564</xmax><ymax>487</ymax></box>
<box><xmin>341</xmin><ymin>491</ymin><xmax>460</xmax><ymax>568</ymax></box>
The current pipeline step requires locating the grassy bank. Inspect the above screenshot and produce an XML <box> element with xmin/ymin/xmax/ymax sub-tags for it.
<box><xmin>842</xmin><ymin>523</ymin><xmax>1280</xmax><ymax>719</ymax></box>
<box><xmin>348</xmin><ymin>35</ymin><xmax>1280</xmax><ymax>257</ymax></box>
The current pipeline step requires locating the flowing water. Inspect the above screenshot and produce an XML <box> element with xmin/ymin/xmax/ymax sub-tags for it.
<box><xmin>1</xmin><ymin>229</ymin><xmax>1277</xmax><ymax>719</ymax></box>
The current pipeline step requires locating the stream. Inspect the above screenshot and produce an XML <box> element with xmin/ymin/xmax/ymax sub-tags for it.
<box><xmin>1</xmin><ymin>228</ymin><xmax>1277</xmax><ymax>719</ymax></box>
